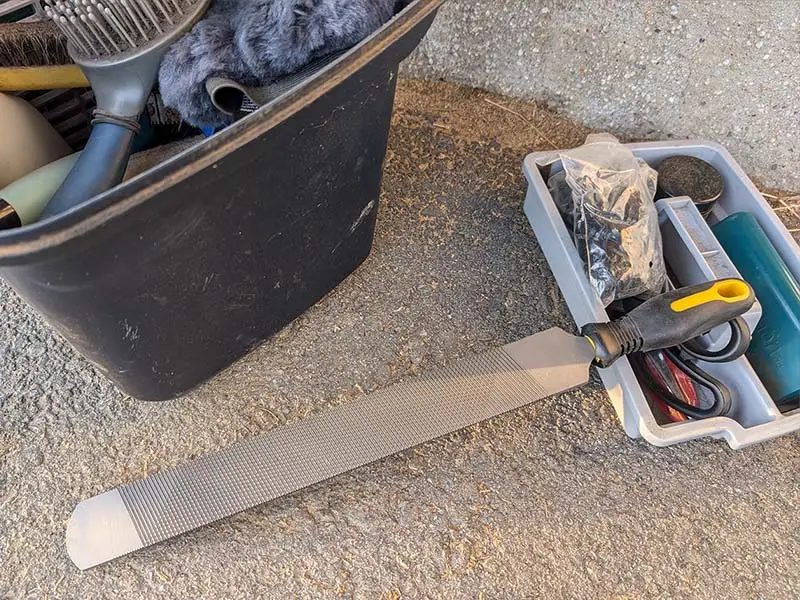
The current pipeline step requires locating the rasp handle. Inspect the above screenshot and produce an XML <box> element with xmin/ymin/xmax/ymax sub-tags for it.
<box><xmin>581</xmin><ymin>279</ymin><xmax>755</xmax><ymax>368</ymax></box>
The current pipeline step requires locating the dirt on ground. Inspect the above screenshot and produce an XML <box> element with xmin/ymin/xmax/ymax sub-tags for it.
<box><xmin>1</xmin><ymin>79</ymin><xmax>798</xmax><ymax>599</ymax></box>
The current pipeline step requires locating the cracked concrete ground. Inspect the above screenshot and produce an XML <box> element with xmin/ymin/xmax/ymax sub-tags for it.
<box><xmin>1</xmin><ymin>79</ymin><xmax>799</xmax><ymax>599</ymax></box>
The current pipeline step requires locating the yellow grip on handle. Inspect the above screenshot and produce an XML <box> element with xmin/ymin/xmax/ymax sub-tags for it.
<box><xmin>670</xmin><ymin>279</ymin><xmax>753</xmax><ymax>313</ymax></box>
<box><xmin>582</xmin><ymin>278</ymin><xmax>755</xmax><ymax>367</ymax></box>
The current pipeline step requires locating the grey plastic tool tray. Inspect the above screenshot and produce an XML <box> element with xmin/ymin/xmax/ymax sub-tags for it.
<box><xmin>523</xmin><ymin>140</ymin><xmax>800</xmax><ymax>449</ymax></box>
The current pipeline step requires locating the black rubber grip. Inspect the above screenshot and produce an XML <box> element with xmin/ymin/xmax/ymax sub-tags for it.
<box><xmin>41</xmin><ymin>122</ymin><xmax>136</xmax><ymax>219</ymax></box>
<box><xmin>582</xmin><ymin>279</ymin><xmax>755</xmax><ymax>368</ymax></box>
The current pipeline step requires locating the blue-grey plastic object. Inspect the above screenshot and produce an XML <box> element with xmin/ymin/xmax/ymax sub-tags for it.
<box><xmin>40</xmin><ymin>122</ymin><xmax>136</xmax><ymax>219</ymax></box>
<box><xmin>713</xmin><ymin>212</ymin><xmax>800</xmax><ymax>406</ymax></box>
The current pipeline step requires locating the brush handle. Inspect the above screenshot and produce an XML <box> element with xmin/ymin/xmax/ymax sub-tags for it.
<box><xmin>41</xmin><ymin>122</ymin><xmax>135</xmax><ymax>218</ymax></box>
<box><xmin>0</xmin><ymin>65</ymin><xmax>89</xmax><ymax>92</ymax></box>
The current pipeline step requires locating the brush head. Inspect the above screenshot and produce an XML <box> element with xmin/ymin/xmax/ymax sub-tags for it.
<box><xmin>0</xmin><ymin>21</ymin><xmax>71</xmax><ymax>67</ymax></box>
<box><xmin>43</xmin><ymin>0</ymin><xmax>210</xmax><ymax>117</ymax></box>
<box><xmin>43</xmin><ymin>0</ymin><xmax>209</xmax><ymax>63</ymax></box>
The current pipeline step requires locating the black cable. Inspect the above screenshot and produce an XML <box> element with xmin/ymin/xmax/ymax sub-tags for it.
<box><xmin>680</xmin><ymin>316</ymin><xmax>751</xmax><ymax>363</ymax></box>
<box><xmin>631</xmin><ymin>349</ymin><xmax>732</xmax><ymax>419</ymax></box>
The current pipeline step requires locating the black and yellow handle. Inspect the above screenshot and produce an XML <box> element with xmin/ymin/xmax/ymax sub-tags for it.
<box><xmin>581</xmin><ymin>279</ymin><xmax>755</xmax><ymax>368</ymax></box>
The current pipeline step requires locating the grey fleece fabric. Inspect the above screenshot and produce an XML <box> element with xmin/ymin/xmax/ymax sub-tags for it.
<box><xmin>159</xmin><ymin>0</ymin><xmax>402</xmax><ymax>127</ymax></box>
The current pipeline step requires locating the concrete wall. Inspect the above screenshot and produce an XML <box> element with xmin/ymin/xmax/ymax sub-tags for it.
<box><xmin>403</xmin><ymin>0</ymin><xmax>800</xmax><ymax>190</ymax></box>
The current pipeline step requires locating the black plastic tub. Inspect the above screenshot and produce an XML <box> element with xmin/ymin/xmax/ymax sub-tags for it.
<box><xmin>0</xmin><ymin>0</ymin><xmax>445</xmax><ymax>401</ymax></box>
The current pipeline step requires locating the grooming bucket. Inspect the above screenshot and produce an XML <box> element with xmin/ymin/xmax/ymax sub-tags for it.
<box><xmin>0</xmin><ymin>0</ymin><xmax>444</xmax><ymax>400</ymax></box>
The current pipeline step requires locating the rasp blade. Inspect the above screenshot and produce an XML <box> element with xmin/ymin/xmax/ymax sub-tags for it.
<box><xmin>66</xmin><ymin>327</ymin><xmax>595</xmax><ymax>569</ymax></box>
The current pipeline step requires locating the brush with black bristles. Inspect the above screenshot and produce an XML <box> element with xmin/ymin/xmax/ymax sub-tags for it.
<box><xmin>39</xmin><ymin>0</ymin><xmax>210</xmax><ymax>219</ymax></box>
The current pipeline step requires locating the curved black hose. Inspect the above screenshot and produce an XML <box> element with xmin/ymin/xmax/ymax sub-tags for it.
<box><xmin>631</xmin><ymin>349</ymin><xmax>732</xmax><ymax>419</ymax></box>
<box><xmin>680</xmin><ymin>317</ymin><xmax>751</xmax><ymax>363</ymax></box>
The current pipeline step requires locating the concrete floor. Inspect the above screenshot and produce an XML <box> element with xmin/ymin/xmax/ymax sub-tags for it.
<box><xmin>1</xmin><ymin>80</ymin><xmax>799</xmax><ymax>599</ymax></box>
<box><xmin>404</xmin><ymin>0</ymin><xmax>800</xmax><ymax>191</ymax></box>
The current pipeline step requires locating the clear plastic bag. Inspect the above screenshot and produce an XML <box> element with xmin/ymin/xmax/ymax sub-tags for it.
<box><xmin>547</xmin><ymin>134</ymin><xmax>666</xmax><ymax>306</ymax></box>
